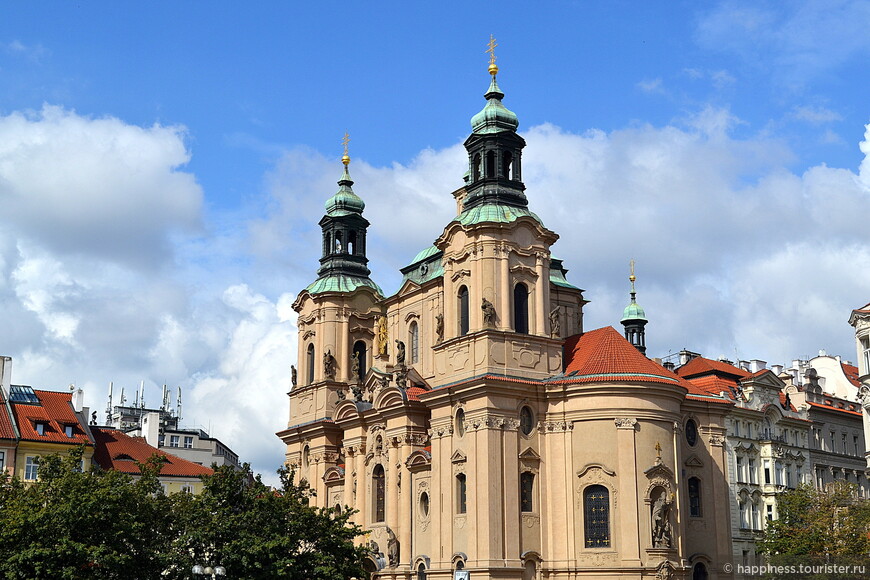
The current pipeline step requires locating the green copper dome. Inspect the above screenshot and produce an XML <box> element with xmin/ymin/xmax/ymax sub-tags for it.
<box><xmin>622</xmin><ymin>298</ymin><xmax>647</xmax><ymax>322</ymax></box>
<box><xmin>470</xmin><ymin>76</ymin><xmax>519</xmax><ymax>134</ymax></box>
<box><xmin>325</xmin><ymin>166</ymin><xmax>365</xmax><ymax>216</ymax></box>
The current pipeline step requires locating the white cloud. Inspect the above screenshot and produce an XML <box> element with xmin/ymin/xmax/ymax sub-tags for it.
<box><xmin>792</xmin><ymin>105</ymin><xmax>842</xmax><ymax>124</ymax></box>
<box><xmin>638</xmin><ymin>78</ymin><xmax>664</xmax><ymax>94</ymax></box>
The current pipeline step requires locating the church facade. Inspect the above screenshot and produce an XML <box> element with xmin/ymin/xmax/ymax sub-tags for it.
<box><xmin>278</xmin><ymin>53</ymin><xmax>734</xmax><ymax>580</ymax></box>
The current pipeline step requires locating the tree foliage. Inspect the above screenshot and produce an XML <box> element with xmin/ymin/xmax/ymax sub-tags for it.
<box><xmin>758</xmin><ymin>481</ymin><xmax>870</xmax><ymax>558</ymax></box>
<box><xmin>0</xmin><ymin>448</ymin><xmax>368</xmax><ymax>580</ymax></box>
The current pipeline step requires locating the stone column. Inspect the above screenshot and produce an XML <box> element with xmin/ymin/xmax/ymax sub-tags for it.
<box><xmin>387</xmin><ymin>436</ymin><xmax>401</xmax><ymax>560</ymax></box>
<box><xmin>499</xmin><ymin>244</ymin><xmax>511</xmax><ymax>331</ymax></box>
<box><xmin>534</xmin><ymin>252</ymin><xmax>547</xmax><ymax>335</ymax></box>
<box><xmin>355</xmin><ymin>442</ymin><xmax>368</xmax><ymax>526</ymax></box>
<box><xmin>340</xmin><ymin>310</ymin><xmax>350</xmax><ymax>382</ymax></box>
<box><xmin>615</xmin><ymin>418</ymin><xmax>641</xmax><ymax>566</ymax></box>
<box><xmin>398</xmin><ymin>437</ymin><xmax>413</xmax><ymax>570</ymax></box>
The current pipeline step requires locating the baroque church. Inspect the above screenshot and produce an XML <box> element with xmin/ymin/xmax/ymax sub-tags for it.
<box><xmin>277</xmin><ymin>46</ymin><xmax>734</xmax><ymax>580</ymax></box>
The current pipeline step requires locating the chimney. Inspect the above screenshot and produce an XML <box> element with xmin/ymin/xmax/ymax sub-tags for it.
<box><xmin>663</xmin><ymin>361</ymin><xmax>676</xmax><ymax>372</ymax></box>
<box><xmin>141</xmin><ymin>411</ymin><xmax>161</xmax><ymax>448</ymax></box>
<box><xmin>72</xmin><ymin>388</ymin><xmax>84</xmax><ymax>412</ymax></box>
<box><xmin>750</xmin><ymin>359</ymin><xmax>767</xmax><ymax>373</ymax></box>
<box><xmin>0</xmin><ymin>356</ymin><xmax>11</xmax><ymax>391</ymax></box>
<box><xmin>770</xmin><ymin>364</ymin><xmax>783</xmax><ymax>376</ymax></box>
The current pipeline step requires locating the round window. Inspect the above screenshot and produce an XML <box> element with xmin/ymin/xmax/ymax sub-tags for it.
<box><xmin>419</xmin><ymin>491</ymin><xmax>430</xmax><ymax>517</ymax></box>
<box><xmin>519</xmin><ymin>406</ymin><xmax>534</xmax><ymax>436</ymax></box>
<box><xmin>685</xmin><ymin>419</ymin><xmax>698</xmax><ymax>447</ymax></box>
<box><xmin>455</xmin><ymin>408</ymin><xmax>465</xmax><ymax>437</ymax></box>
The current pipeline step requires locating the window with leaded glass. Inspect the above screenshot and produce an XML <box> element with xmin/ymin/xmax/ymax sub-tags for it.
<box><xmin>409</xmin><ymin>322</ymin><xmax>419</xmax><ymax>364</ymax></box>
<box><xmin>456</xmin><ymin>473</ymin><xmax>467</xmax><ymax>514</ymax></box>
<box><xmin>583</xmin><ymin>485</ymin><xmax>610</xmax><ymax>547</ymax></box>
<box><xmin>459</xmin><ymin>286</ymin><xmax>469</xmax><ymax>335</ymax></box>
<box><xmin>520</xmin><ymin>472</ymin><xmax>535</xmax><ymax>512</ymax></box>
<box><xmin>688</xmin><ymin>477</ymin><xmax>702</xmax><ymax>517</ymax></box>
<box><xmin>373</xmin><ymin>465</ymin><xmax>386</xmax><ymax>522</ymax></box>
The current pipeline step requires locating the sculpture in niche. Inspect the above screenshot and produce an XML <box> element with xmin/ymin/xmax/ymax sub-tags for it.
<box><xmin>481</xmin><ymin>297</ymin><xmax>496</xmax><ymax>326</ymax></box>
<box><xmin>323</xmin><ymin>350</ymin><xmax>336</xmax><ymax>380</ymax></box>
<box><xmin>291</xmin><ymin>364</ymin><xmax>297</xmax><ymax>387</ymax></box>
<box><xmin>386</xmin><ymin>526</ymin><xmax>399</xmax><ymax>568</ymax></box>
<box><xmin>351</xmin><ymin>351</ymin><xmax>360</xmax><ymax>382</ymax></box>
<box><xmin>651</xmin><ymin>488</ymin><xmax>674</xmax><ymax>548</ymax></box>
<box><xmin>549</xmin><ymin>306</ymin><xmax>560</xmax><ymax>337</ymax></box>
<box><xmin>435</xmin><ymin>312</ymin><xmax>444</xmax><ymax>343</ymax></box>
<box><xmin>395</xmin><ymin>340</ymin><xmax>406</xmax><ymax>366</ymax></box>
<box><xmin>376</xmin><ymin>316</ymin><xmax>388</xmax><ymax>357</ymax></box>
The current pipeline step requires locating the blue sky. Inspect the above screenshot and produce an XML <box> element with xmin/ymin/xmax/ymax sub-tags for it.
<box><xmin>1</xmin><ymin>1</ymin><xmax>869</xmax><ymax>481</ymax></box>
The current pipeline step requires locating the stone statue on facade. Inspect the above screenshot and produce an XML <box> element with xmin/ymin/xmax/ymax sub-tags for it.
<box><xmin>549</xmin><ymin>306</ymin><xmax>561</xmax><ymax>338</ymax></box>
<box><xmin>323</xmin><ymin>350</ymin><xmax>336</xmax><ymax>380</ymax></box>
<box><xmin>386</xmin><ymin>526</ymin><xmax>399</xmax><ymax>568</ymax></box>
<box><xmin>395</xmin><ymin>340</ymin><xmax>406</xmax><ymax>366</ymax></box>
<box><xmin>435</xmin><ymin>312</ymin><xmax>444</xmax><ymax>343</ymax></box>
<box><xmin>350</xmin><ymin>351</ymin><xmax>360</xmax><ymax>382</ymax></box>
<box><xmin>481</xmin><ymin>297</ymin><xmax>496</xmax><ymax>326</ymax></box>
<box><xmin>290</xmin><ymin>364</ymin><xmax>297</xmax><ymax>388</ymax></box>
<box><xmin>652</xmin><ymin>491</ymin><xmax>673</xmax><ymax>548</ymax></box>
<box><xmin>376</xmin><ymin>316</ymin><xmax>388</xmax><ymax>357</ymax></box>
<box><xmin>395</xmin><ymin>368</ymin><xmax>408</xmax><ymax>390</ymax></box>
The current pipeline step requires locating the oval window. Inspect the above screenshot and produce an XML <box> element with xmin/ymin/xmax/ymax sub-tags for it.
<box><xmin>419</xmin><ymin>491</ymin><xmax>430</xmax><ymax>517</ymax></box>
<box><xmin>456</xmin><ymin>408</ymin><xmax>465</xmax><ymax>437</ymax></box>
<box><xmin>685</xmin><ymin>419</ymin><xmax>698</xmax><ymax>447</ymax></box>
<box><xmin>519</xmin><ymin>406</ymin><xmax>534</xmax><ymax>435</ymax></box>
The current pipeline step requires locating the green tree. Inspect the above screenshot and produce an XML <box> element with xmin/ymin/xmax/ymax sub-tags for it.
<box><xmin>0</xmin><ymin>447</ymin><xmax>175</xmax><ymax>579</ymax></box>
<box><xmin>166</xmin><ymin>464</ymin><xmax>369</xmax><ymax>580</ymax></box>
<box><xmin>759</xmin><ymin>481</ymin><xmax>870</xmax><ymax>558</ymax></box>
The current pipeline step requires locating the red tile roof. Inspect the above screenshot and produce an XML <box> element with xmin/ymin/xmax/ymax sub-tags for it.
<box><xmin>806</xmin><ymin>401</ymin><xmax>863</xmax><ymax>417</ymax></box>
<box><xmin>560</xmin><ymin>327</ymin><xmax>729</xmax><ymax>405</ymax></box>
<box><xmin>91</xmin><ymin>427</ymin><xmax>213</xmax><ymax>478</ymax></box>
<box><xmin>842</xmin><ymin>363</ymin><xmax>860</xmax><ymax>387</ymax></box>
<box><xmin>406</xmin><ymin>386</ymin><xmax>426</xmax><ymax>402</ymax></box>
<box><xmin>10</xmin><ymin>389</ymin><xmax>91</xmax><ymax>445</ymax></box>
<box><xmin>0</xmin><ymin>392</ymin><xmax>17</xmax><ymax>440</ymax></box>
<box><xmin>676</xmin><ymin>357</ymin><xmax>750</xmax><ymax>380</ymax></box>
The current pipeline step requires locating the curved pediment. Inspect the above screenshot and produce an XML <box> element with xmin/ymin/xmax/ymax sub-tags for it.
<box><xmin>334</xmin><ymin>399</ymin><xmax>361</xmax><ymax>421</ymax></box>
<box><xmin>322</xmin><ymin>465</ymin><xmax>345</xmax><ymax>484</ymax></box>
<box><xmin>405</xmin><ymin>450</ymin><xmax>432</xmax><ymax>471</ymax></box>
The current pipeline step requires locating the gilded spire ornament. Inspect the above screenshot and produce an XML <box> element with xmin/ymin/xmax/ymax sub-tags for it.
<box><xmin>629</xmin><ymin>258</ymin><xmax>636</xmax><ymax>292</ymax></box>
<box><xmin>341</xmin><ymin>131</ymin><xmax>351</xmax><ymax>166</ymax></box>
<box><xmin>486</xmin><ymin>34</ymin><xmax>499</xmax><ymax>76</ymax></box>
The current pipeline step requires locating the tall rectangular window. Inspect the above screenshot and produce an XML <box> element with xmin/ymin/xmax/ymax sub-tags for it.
<box><xmin>373</xmin><ymin>465</ymin><xmax>386</xmax><ymax>522</ymax></box>
<box><xmin>184</xmin><ymin>436</ymin><xmax>194</xmax><ymax>449</ymax></box>
<box><xmin>583</xmin><ymin>485</ymin><xmax>610</xmax><ymax>547</ymax></box>
<box><xmin>520</xmin><ymin>472</ymin><xmax>534</xmax><ymax>512</ymax></box>
<box><xmin>736</xmin><ymin>456</ymin><xmax>744</xmax><ymax>483</ymax></box>
<box><xmin>764</xmin><ymin>460</ymin><xmax>771</xmax><ymax>484</ymax></box>
<box><xmin>749</xmin><ymin>458</ymin><xmax>757</xmax><ymax>484</ymax></box>
<box><xmin>64</xmin><ymin>425</ymin><xmax>74</xmax><ymax>438</ymax></box>
<box><xmin>458</xmin><ymin>286</ymin><xmax>469</xmax><ymax>336</ymax></box>
<box><xmin>170</xmin><ymin>435</ymin><xmax>180</xmax><ymax>448</ymax></box>
<box><xmin>25</xmin><ymin>456</ymin><xmax>39</xmax><ymax>481</ymax></box>
<box><xmin>409</xmin><ymin>322</ymin><xmax>419</xmax><ymax>364</ymax></box>
<box><xmin>687</xmin><ymin>477</ymin><xmax>702</xmax><ymax>517</ymax></box>
<box><xmin>456</xmin><ymin>473</ymin><xmax>467</xmax><ymax>514</ymax></box>
<box><xmin>0</xmin><ymin>450</ymin><xmax>5</xmax><ymax>470</ymax></box>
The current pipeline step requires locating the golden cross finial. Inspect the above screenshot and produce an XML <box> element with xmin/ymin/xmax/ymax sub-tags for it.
<box><xmin>486</xmin><ymin>34</ymin><xmax>499</xmax><ymax>76</ymax></box>
<box><xmin>655</xmin><ymin>441</ymin><xmax>662</xmax><ymax>458</ymax></box>
<box><xmin>629</xmin><ymin>258</ymin><xmax>636</xmax><ymax>284</ymax></box>
<box><xmin>341</xmin><ymin>131</ymin><xmax>350</xmax><ymax>166</ymax></box>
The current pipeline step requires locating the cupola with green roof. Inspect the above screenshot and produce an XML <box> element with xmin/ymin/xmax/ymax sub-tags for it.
<box><xmin>460</xmin><ymin>36</ymin><xmax>529</xmax><ymax>213</ymax></box>
<box><xmin>306</xmin><ymin>136</ymin><xmax>382</xmax><ymax>296</ymax></box>
<box><xmin>620</xmin><ymin>261</ymin><xmax>648</xmax><ymax>355</ymax></box>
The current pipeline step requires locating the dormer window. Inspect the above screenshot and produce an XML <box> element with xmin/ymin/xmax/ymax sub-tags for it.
<box><xmin>35</xmin><ymin>422</ymin><xmax>47</xmax><ymax>436</ymax></box>
<box><xmin>64</xmin><ymin>424</ymin><xmax>74</xmax><ymax>438</ymax></box>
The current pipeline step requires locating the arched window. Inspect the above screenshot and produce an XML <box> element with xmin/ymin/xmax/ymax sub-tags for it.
<box><xmin>472</xmin><ymin>154</ymin><xmax>481</xmax><ymax>181</ymax></box>
<box><xmin>503</xmin><ymin>151</ymin><xmax>513</xmax><ymax>178</ymax></box>
<box><xmin>520</xmin><ymin>472</ymin><xmax>535</xmax><ymax>512</ymax></box>
<box><xmin>352</xmin><ymin>341</ymin><xmax>367</xmax><ymax>381</ymax></box>
<box><xmin>692</xmin><ymin>563</ymin><xmax>709</xmax><ymax>580</ymax></box>
<box><xmin>513</xmin><ymin>283</ymin><xmax>529</xmax><ymax>334</ymax></box>
<box><xmin>334</xmin><ymin>231</ymin><xmax>343</xmax><ymax>252</ymax></box>
<box><xmin>688</xmin><ymin>477</ymin><xmax>702</xmax><ymax>517</ymax></box>
<box><xmin>417</xmin><ymin>563</ymin><xmax>426</xmax><ymax>580</ymax></box>
<box><xmin>458</xmin><ymin>286</ymin><xmax>469</xmax><ymax>336</ymax></box>
<box><xmin>485</xmin><ymin>150</ymin><xmax>496</xmax><ymax>177</ymax></box>
<box><xmin>306</xmin><ymin>344</ymin><xmax>315</xmax><ymax>385</ymax></box>
<box><xmin>302</xmin><ymin>445</ymin><xmax>310</xmax><ymax>469</ymax></box>
<box><xmin>348</xmin><ymin>231</ymin><xmax>357</xmax><ymax>255</ymax></box>
<box><xmin>373</xmin><ymin>465</ymin><xmax>386</xmax><ymax>522</ymax></box>
<box><xmin>409</xmin><ymin>321</ymin><xmax>419</xmax><ymax>364</ymax></box>
<box><xmin>583</xmin><ymin>485</ymin><xmax>610</xmax><ymax>547</ymax></box>
<box><xmin>456</xmin><ymin>473</ymin><xmax>467</xmax><ymax>514</ymax></box>
<box><xmin>324</xmin><ymin>232</ymin><xmax>332</xmax><ymax>256</ymax></box>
